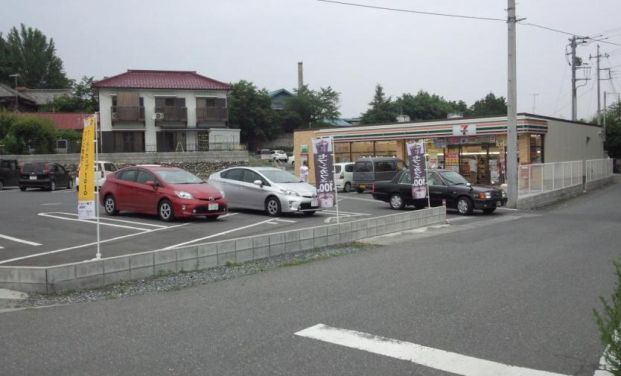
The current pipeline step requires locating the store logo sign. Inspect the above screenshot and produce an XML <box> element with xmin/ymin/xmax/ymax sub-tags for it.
<box><xmin>453</xmin><ymin>124</ymin><xmax>476</xmax><ymax>136</ymax></box>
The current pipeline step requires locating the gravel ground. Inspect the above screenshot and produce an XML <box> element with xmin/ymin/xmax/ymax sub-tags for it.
<box><xmin>6</xmin><ymin>243</ymin><xmax>374</xmax><ymax>310</ymax></box>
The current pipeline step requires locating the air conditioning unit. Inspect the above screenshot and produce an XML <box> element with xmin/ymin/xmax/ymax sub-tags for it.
<box><xmin>153</xmin><ymin>112</ymin><xmax>164</xmax><ymax>120</ymax></box>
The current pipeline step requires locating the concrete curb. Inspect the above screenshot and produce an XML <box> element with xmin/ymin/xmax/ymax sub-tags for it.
<box><xmin>0</xmin><ymin>207</ymin><xmax>446</xmax><ymax>294</ymax></box>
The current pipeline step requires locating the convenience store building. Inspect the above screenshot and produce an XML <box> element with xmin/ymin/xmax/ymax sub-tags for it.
<box><xmin>293</xmin><ymin>114</ymin><xmax>605</xmax><ymax>185</ymax></box>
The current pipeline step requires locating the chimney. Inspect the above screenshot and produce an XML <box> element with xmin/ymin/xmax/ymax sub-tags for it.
<box><xmin>298</xmin><ymin>61</ymin><xmax>304</xmax><ymax>90</ymax></box>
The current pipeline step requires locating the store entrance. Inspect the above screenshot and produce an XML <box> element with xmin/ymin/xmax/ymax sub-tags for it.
<box><xmin>444</xmin><ymin>143</ymin><xmax>504</xmax><ymax>185</ymax></box>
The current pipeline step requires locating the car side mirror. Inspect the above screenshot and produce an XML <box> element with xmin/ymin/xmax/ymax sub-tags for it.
<box><xmin>253</xmin><ymin>179</ymin><xmax>263</xmax><ymax>187</ymax></box>
<box><xmin>146</xmin><ymin>180</ymin><xmax>158</xmax><ymax>189</ymax></box>
<box><xmin>466</xmin><ymin>182</ymin><xmax>472</xmax><ymax>189</ymax></box>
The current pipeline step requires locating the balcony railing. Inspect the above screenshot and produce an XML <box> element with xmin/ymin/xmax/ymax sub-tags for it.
<box><xmin>196</xmin><ymin>107</ymin><xmax>228</xmax><ymax>122</ymax></box>
<box><xmin>155</xmin><ymin>106</ymin><xmax>188</xmax><ymax>122</ymax></box>
<box><xmin>112</xmin><ymin>106</ymin><xmax>145</xmax><ymax>123</ymax></box>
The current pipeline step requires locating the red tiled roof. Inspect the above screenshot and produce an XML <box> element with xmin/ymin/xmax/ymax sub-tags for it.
<box><xmin>93</xmin><ymin>70</ymin><xmax>231</xmax><ymax>90</ymax></box>
<box><xmin>18</xmin><ymin>112</ymin><xmax>89</xmax><ymax>130</ymax></box>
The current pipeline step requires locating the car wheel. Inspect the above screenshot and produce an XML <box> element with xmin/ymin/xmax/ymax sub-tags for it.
<box><xmin>265</xmin><ymin>196</ymin><xmax>281</xmax><ymax>217</ymax></box>
<box><xmin>19</xmin><ymin>186</ymin><xmax>26</xmax><ymax>191</ymax></box>
<box><xmin>483</xmin><ymin>208</ymin><xmax>496</xmax><ymax>214</ymax></box>
<box><xmin>303</xmin><ymin>211</ymin><xmax>316</xmax><ymax>216</ymax></box>
<box><xmin>158</xmin><ymin>199</ymin><xmax>174</xmax><ymax>222</ymax></box>
<box><xmin>344</xmin><ymin>182</ymin><xmax>352</xmax><ymax>193</ymax></box>
<box><xmin>104</xmin><ymin>195</ymin><xmax>119</xmax><ymax>215</ymax></box>
<box><xmin>0</xmin><ymin>181</ymin><xmax>4</xmax><ymax>191</ymax></box>
<box><xmin>389</xmin><ymin>193</ymin><xmax>405</xmax><ymax>210</ymax></box>
<box><xmin>456</xmin><ymin>196</ymin><xmax>474</xmax><ymax>215</ymax></box>
<box><xmin>66</xmin><ymin>179</ymin><xmax>73</xmax><ymax>190</ymax></box>
<box><xmin>49</xmin><ymin>180</ymin><xmax>56</xmax><ymax>191</ymax></box>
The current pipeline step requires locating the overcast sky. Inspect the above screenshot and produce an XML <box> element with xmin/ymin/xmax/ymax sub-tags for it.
<box><xmin>4</xmin><ymin>0</ymin><xmax>621</xmax><ymax>120</ymax></box>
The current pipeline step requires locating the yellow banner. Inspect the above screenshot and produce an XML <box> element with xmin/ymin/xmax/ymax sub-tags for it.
<box><xmin>77</xmin><ymin>115</ymin><xmax>96</xmax><ymax>218</ymax></box>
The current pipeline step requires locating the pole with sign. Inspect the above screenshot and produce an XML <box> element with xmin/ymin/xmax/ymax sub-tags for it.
<box><xmin>77</xmin><ymin>114</ymin><xmax>101</xmax><ymax>259</ymax></box>
<box><xmin>312</xmin><ymin>136</ymin><xmax>339</xmax><ymax>222</ymax></box>
<box><xmin>406</xmin><ymin>141</ymin><xmax>431</xmax><ymax>208</ymax></box>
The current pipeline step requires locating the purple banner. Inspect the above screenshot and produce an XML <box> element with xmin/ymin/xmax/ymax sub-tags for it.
<box><xmin>406</xmin><ymin>141</ymin><xmax>427</xmax><ymax>199</ymax></box>
<box><xmin>312</xmin><ymin>137</ymin><xmax>336</xmax><ymax>208</ymax></box>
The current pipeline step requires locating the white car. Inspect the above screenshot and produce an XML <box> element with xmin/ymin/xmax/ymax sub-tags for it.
<box><xmin>208</xmin><ymin>166</ymin><xmax>319</xmax><ymax>216</ymax></box>
<box><xmin>334</xmin><ymin>162</ymin><xmax>354</xmax><ymax>192</ymax></box>
<box><xmin>270</xmin><ymin>150</ymin><xmax>288</xmax><ymax>162</ymax></box>
<box><xmin>76</xmin><ymin>161</ymin><xmax>118</xmax><ymax>190</ymax></box>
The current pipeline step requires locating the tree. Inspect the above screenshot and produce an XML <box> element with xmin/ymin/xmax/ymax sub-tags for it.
<box><xmin>228</xmin><ymin>80</ymin><xmax>278</xmax><ymax>150</ymax></box>
<box><xmin>1</xmin><ymin>24</ymin><xmax>70</xmax><ymax>88</ymax></box>
<box><xmin>594</xmin><ymin>261</ymin><xmax>621</xmax><ymax>375</ymax></box>
<box><xmin>284</xmin><ymin>85</ymin><xmax>340</xmax><ymax>128</ymax></box>
<box><xmin>360</xmin><ymin>84</ymin><xmax>396</xmax><ymax>124</ymax></box>
<box><xmin>603</xmin><ymin>102</ymin><xmax>621</xmax><ymax>159</ymax></box>
<box><xmin>468</xmin><ymin>93</ymin><xmax>507</xmax><ymax>117</ymax></box>
<box><xmin>395</xmin><ymin>91</ymin><xmax>459</xmax><ymax>121</ymax></box>
<box><xmin>41</xmin><ymin>76</ymin><xmax>99</xmax><ymax>113</ymax></box>
<box><xmin>3</xmin><ymin>115</ymin><xmax>57</xmax><ymax>154</ymax></box>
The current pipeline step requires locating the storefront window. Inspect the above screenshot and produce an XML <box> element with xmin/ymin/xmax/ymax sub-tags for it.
<box><xmin>375</xmin><ymin>141</ymin><xmax>397</xmax><ymax>157</ymax></box>
<box><xmin>530</xmin><ymin>134</ymin><xmax>544</xmax><ymax>163</ymax></box>
<box><xmin>334</xmin><ymin>142</ymin><xmax>351</xmax><ymax>162</ymax></box>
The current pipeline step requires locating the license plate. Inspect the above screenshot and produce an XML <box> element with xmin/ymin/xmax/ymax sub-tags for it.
<box><xmin>208</xmin><ymin>203</ymin><xmax>219</xmax><ymax>211</ymax></box>
<box><xmin>29</xmin><ymin>176</ymin><xmax>36</xmax><ymax>180</ymax></box>
<box><xmin>311</xmin><ymin>199</ymin><xmax>318</xmax><ymax>207</ymax></box>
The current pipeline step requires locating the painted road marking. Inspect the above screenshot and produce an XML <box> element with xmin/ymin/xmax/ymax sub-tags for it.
<box><xmin>41</xmin><ymin>202</ymin><xmax>62</xmax><ymax>206</ymax></box>
<box><xmin>295</xmin><ymin>324</ymin><xmax>569</xmax><ymax>376</ymax></box>
<box><xmin>322</xmin><ymin>209</ymin><xmax>371</xmax><ymax>223</ymax></box>
<box><xmin>161</xmin><ymin>218</ymin><xmax>277</xmax><ymax>250</ymax></box>
<box><xmin>38</xmin><ymin>212</ymin><xmax>153</xmax><ymax>231</ymax></box>
<box><xmin>39</xmin><ymin>212</ymin><xmax>169</xmax><ymax>229</ymax></box>
<box><xmin>0</xmin><ymin>223</ymin><xmax>189</xmax><ymax>265</ymax></box>
<box><xmin>0</xmin><ymin>234</ymin><xmax>42</xmax><ymax>246</ymax></box>
<box><xmin>338</xmin><ymin>195</ymin><xmax>378</xmax><ymax>202</ymax></box>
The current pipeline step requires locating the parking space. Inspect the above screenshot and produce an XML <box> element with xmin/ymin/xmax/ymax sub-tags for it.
<box><xmin>0</xmin><ymin>187</ymin><xmax>514</xmax><ymax>267</ymax></box>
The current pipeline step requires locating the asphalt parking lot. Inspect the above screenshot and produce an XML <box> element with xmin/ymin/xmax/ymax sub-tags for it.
<box><xmin>0</xmin><ymin>186</ymin><xmax>516</xmax><ymax>267</ymax></box>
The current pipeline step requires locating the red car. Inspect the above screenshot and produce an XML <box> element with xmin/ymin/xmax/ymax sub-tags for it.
<box><xmin>100</xmin><ymin>165</ymin><xmax>227</xmax><ymax>221</ymax></box>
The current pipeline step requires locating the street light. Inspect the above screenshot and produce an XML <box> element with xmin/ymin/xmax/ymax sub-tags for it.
<box><xmin>9</xmin><ymin>73</ymin><xmax>20</xmax><ymax>112</ymax></box>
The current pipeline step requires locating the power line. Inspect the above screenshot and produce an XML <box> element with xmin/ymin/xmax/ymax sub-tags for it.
<box><xmin>520</xmin><ymin>22</ymin><xmax>576</xmax><ymax>36</ymax></box>
<box><xmin>317</xmin><ymin>0</ymin><xmax>506</xmax><ymax>22</ymax></box>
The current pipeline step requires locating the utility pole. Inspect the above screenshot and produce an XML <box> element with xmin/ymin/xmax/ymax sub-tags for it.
<box><xmin>506</xmin><ymin>0</ymin><xmax>518</xmax><ymax>208</ymax></box>
<box><xmin>568</xmin><ymin>36</ymin><xmax>590</xmax><ymax>120</ymax></box>
<box><xmin>590</xmin><ymin>45</ymin><xmax>611</xmax><ymax>124</ymax></box>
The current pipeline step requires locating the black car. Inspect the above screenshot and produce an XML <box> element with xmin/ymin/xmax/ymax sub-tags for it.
<box><xmin>19</xmin><ymin>162</ymin><xmax>73</xmax><ymax>191</ymax></box>
<box><xmin>372</xmin><ymin>169</ymin><xmax>507</xmax><ymax>215</ymax></box>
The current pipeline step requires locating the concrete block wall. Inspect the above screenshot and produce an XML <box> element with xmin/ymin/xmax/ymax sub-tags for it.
<box><xmin>0</xmin><ymin>207</ymin><xmax>446</xmax><ymax>294</ymax></box>
<box><xmin>517</xmin><ymin>175</ymin><xmax>614</xmax><ymax>210</ymax></box>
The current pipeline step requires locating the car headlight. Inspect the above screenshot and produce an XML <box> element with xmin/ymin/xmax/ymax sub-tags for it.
<box><xmin>281</xmin><ymin>189</ymin><xmax>300</xmax><ymax>197</ymax></box>
<box><xmin>478</xmin><ymin>192</ymin><xmax>492</xmax><ymax>199</ymax></box>
<box><xmin>219</xmin><ymin>190</ymin><xmax>226</xmax><ymax>198</ymax></box>
<box><xmin>175</xmin><ymin>191</ymin><xmax>194</xmax><ymax>199</ymax></box>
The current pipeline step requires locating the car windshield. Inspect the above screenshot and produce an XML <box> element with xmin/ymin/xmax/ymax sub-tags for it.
<box><xmin>261</xmin><ymin>169</ymin><xmax>300</xmax><ymax>183</ymax></box>
<box><xmin>156</xmin><ymin>169</ymin><xmax>204</xmax><ymax>184</ymax></box>
<box><xmin>439</xmin><ymin>171</ymin><xmax>470</xmax><ymax>185</ymax></box>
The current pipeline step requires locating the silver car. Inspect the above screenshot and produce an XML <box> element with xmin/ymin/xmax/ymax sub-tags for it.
<box><xmin>208</xmin><ymin>167</ymin><xmax>319</xmax><ymax>216</ymax></box>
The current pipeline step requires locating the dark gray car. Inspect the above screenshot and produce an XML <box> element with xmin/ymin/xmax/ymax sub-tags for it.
<box><xmin>352</xmin><ymin>156</ymin><xmax>406</xmax><ymax>193</ymax></box>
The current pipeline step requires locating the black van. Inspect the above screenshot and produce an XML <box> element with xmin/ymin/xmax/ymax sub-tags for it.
<box><xmin>352</xmin><ymin>157</ymin><xmax>406</xmax><ymax>193</ymax></box>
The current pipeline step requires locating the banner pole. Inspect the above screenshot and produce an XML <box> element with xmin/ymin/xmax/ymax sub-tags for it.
<box><xmin>331</xmin><ymin>137</ymin><xmax>340</xmax><ymax>224</ymax></box>
<box><xmin>94</xmin><ymin>113</ymin><xmax>101</xmax><ymax>260</ymax></box>
<box><xmin>425</xmin><ymin>147</ymin><xmax>431</xmax><ymax>209</ymax></box>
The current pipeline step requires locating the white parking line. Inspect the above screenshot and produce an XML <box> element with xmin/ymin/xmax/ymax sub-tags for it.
<box><xmin>39</xmin><ymin>212</ymin><xmax>169</xmax><ymax>228</ymax></box>
<box><xmin>295</xmin><ymin>324</ymin><xmax>569</xmax><ymax>376</ymax></box>
<box><xmin>0</xmin><ymin>223</ymin><xmax>189</xmax><ymax>265</ymax></box>
<box><xmin>41</xmin><ymin>202</ymin><xmax>62</xmax><ymax>206</ymax></box>
<box><xmin>338</xmin><ymin>195</ymin><xmax>378</xmax><ymax>202</ymax></box>
<box><xmin>162</xmin><ymin>218</ymin><xmax>276</xmax><ymax>250</ymax></box>
<box><xmin>0</xmin><ymin>234</ymin><xmax>42</xmax><ymax>246</ymax></box>
<box><xmin>38</xmin><ymin>212</ymin><xmax>153</xmax><ymax>231</ymax></box>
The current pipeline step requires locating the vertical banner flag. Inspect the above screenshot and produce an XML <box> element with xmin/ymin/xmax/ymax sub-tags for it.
<box><xmin>77</xmin><ymin>115</ymin><xmax>96</xmax><ymax>219</ymax></box>
<box><xmin>312</xmin><ymin>136</ymin><xmax>336</xmax><ymax>208</ymax></box>
<box><xmin>406</xmin><ymin>141</ymin><xmax>428</xmax><ymax>199</ymax></box>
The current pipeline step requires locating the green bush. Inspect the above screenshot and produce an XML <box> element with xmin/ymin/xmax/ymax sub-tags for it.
<box><xmin>594</xmin><ymin>260</ymin><xmax>621</xmax><ymax>374</ymax></box>
<box><xmin>3</xmin><ymin>115</ymin><xmax>56</xmax><ymax>154</ymax></box>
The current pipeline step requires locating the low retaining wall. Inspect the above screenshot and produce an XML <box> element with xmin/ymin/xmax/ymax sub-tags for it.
<box><xmin>2</xmin><ymin>151</ymin><xmax>249</xmax><ymax>165</ymax></box>
<box><xmin>517</xmin><ymin>176</ymin><xmax>614</xmax><ymax>210</ymax></box>
<box><xmin>0</xmin><ymin>207</ymin><xmax>446</xmax><ymax>294</ymax></box>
